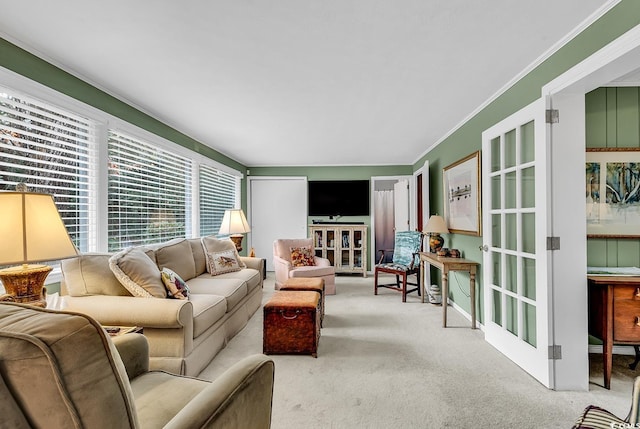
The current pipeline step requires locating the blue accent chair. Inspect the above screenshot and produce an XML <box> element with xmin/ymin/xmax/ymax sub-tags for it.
<box><xmin>374</xmin><ymin>230</ymin><xmax>424</xmax><ymax>302</ymax></box>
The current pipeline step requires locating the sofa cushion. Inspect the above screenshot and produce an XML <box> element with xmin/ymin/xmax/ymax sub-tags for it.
<box><xmin>211</xmin><ymin>268</ymin><xmax>262</xmax><ymax>294</ymax></box>
<box><xmin>161</xmin><ymin>268</ymin><xmax>190</xmax><ymax>300</ymax></box>
<box><xmin>188</xmin><ymin>294</ymin><xmax>227</xmax><ymax>337</ymax></box>
<box><xmin>201</xmin><ymin>236</ymin><xmax>246</xmax><ymax>271</ymax></box>
<box><xmin>155</xmin><ymin>239</ymin><xmax>197</xmax><ymax>282</ymax></box>
<box><xmin>188</xmin><ymin>238</ymin><xmax>207</xmax><ymax>277</ymax></box>
<box><xmin>206</xmin><ymin>249</ymin><xmax>242</xmax><ymax>276</ymax></box>
<box><xmin>187</xmin><ymin>276</ymin><xmax>248</xmax><ymax>312</ymax></box>
<box><xmin>109</xmin><ymin>247</ymin><xmax>166</xmax><ymax>298</ymax></box>
<box><xmin>62</xmin><ymin>254</ymin><xmax>132</xmax><ymax>297</ymax></box>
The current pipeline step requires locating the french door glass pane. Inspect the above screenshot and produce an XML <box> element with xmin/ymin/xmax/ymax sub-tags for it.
<box><xmin>522</xmin><ymin>257</ymin><xmax>536</xmax><ymax>300</ymax></box>
<box><xmin>505</xmin><ymin>129</ymin><xmax>517</xmax><ymax>169</ymax></box>
<box><xmin>507</xmin><ymin>295</ymin><xmax>518</xmax><ymax>336</ymax></box>
<box><xmin>492</xmin><ymin>251</ymin><xmax>502</xmax><ymax>287</ymax></box>
<box><xmin>505</xmin><ymin>171</ymin><xmax>517</xmax><ymax>209</ymax></box>
<box><xmin>521</xmin><ymin>167</ymin><xmax>535</xmax><ymax>208</ymax></box>
<box><xmin>523</xmin><ymin>302</ymin><xmax>537</xmax><ymax>347</ymax></box>
<box><xmin>491</xmin><ymin>214</ymin><xmax>501</xmax><ymax>247</ymax></box>
<box><xmin>506</xmin><ymin>213</ymin><xmax>517</xmax><ymax>250</ymax></box>
<box><xmin>522</xmin><ymin>213</ymin><xmax>536</xmax><ymax>254</ymax></box>
<box><xmin>521</xmin><ymin>121</ymin><xmax>535</xmax><ymax>164</ymax></box>
<box><xmin>492</xmin><ymin>176</ymin><xmax>501</xmax><ymax>210</ymax></box>
<box><xmin>506</xmin><ymin>254</ymin><xmax>517</xmax><ymax>293</ymax></box>
<box><xmin>491</xmin><ymin>137</ymin><xmax>501</xmax><ymax>172</ymax></box>
<box><xmin>492</xmin><ymin>289</ymin><xmax>502</xmax><ymax>326</ymax></box>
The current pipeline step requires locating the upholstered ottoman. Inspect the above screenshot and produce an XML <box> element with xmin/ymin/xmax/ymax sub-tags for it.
<box><xmin>263</xmin><ymin>291</ymin><xmax>320</xmax><ymax>358</ymax></box>
<box><xmin>280</xmin><ymin>277</ymin><xmax>325</xmax><ymax>326</ymax></box>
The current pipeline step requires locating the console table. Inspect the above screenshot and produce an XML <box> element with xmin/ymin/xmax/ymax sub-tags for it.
<box><xmin>419</xmin><ymin>252</ymin><xmax>478</xmax><ymax>329</ymax></box>
<box><xmin>588</xmin><ymin>275</ymin><xmax>640</xmax><ymax>389</ymax></box>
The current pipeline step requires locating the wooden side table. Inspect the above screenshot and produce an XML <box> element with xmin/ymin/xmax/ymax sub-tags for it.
<box><xmin>103</xmin><ymin>326</ymin><xmax>143</xmax><ymax>337</ymax></box>
<box><xmin>419</xmin><ymin>252</ymin><xmax>478</xmax><ymax>329</ymax></box>
<box><xmin>588</xmin><ymin>275</ymin><xmax>640</xmax><ymax>389</ymax></box>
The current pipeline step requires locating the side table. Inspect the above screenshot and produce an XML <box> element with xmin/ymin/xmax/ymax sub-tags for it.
<box><xmin>419</xmin><ymin>252</ymin><xmax>478</xmax><ymax>329</ymax></box>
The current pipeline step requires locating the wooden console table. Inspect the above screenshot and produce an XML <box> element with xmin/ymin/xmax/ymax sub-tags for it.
<box><xmin>588</xmin><ymin>275</ymin><xmax>640</xmax><ymax>389</ymax></box>
<box><xmin>419</xmin><ymin>252</ymin><xmax>478</xmax><ymax>329</ymax></box>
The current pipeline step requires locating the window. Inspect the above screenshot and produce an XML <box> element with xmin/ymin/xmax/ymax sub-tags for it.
<box><xmin>0</xmin><ymin>79</ymin><xmax>242</xmax><ymax>260</ymax></box>
<box><xmin>0</xmin><ymin>89</ymin><xmax>98</xmax><ymax>253</ymax></box>
<box><xmin>199</xmin><ymin>164</ymin><xmax>239</xmax><ymax>237</ymax></box>
<box><xmin>108</xmin><ymin>131</ymin><xmax>193</xmax><ymax>251</ymax></box>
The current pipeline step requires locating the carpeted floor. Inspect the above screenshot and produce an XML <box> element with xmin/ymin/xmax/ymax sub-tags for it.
<box><xmin>199</xmin><ymin>274</ymin><xmax>637</xmax><ymax>429</ymax></box>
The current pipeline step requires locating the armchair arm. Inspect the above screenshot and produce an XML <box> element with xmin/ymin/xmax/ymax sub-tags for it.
<box><xmin>112</xmin><ymin>333</ymin><xmax>149</xmax><ymax>380</ymax></box>
<box><xmin>165</xmin><ymin>354</ymin><xmax>275</xmax><ymax>429</ymax></box>
<box><xmin>313</xmin><ymin>256</ymin><xmax>331</xmax><ymax>267</ymax></box>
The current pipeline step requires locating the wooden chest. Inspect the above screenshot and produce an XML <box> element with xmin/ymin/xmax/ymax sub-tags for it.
<box><xmin>280</xmin><ymin>277</ymin><xmax>325</xmax><ymax>325</ymax></box>
<box><xmin>263</xmin><ymin>291</ymin><xmax>320</xmax><ymax>358</ymax></box>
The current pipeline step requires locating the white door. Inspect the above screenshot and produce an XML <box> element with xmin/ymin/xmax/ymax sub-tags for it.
<box><xmin>481</xmin><ymin>98</ymin><xmax>553</xmax><ymax>387</ymax></box>
<box><xmin>394</xmin><ymin>180</ymin><xmax>410</xmax><ymax>232</ymax></box>
<box><xmin>248</xmin><ymin>177</ymin><xmax>307</xmax><ymax>271</ymax></box>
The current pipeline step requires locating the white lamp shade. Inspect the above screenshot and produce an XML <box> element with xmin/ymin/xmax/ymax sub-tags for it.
<box><xmin>423</xmin><ymin>215</ymin><xmax>449</xmax><ymax>234</ymax></box>
<box><xmin>218</xmin><ymin>209</ymin><xmax>251</xmax><ymax>235</ymax></box>
<box><xmin>0</xmin><ymin>192</ymin><xmax>78</xmax><ymax>265</ymax></box>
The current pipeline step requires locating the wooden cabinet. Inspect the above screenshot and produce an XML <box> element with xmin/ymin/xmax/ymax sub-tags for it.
<box><xmin>309</xmin><ymin>224</ymin><xmax>367</xmax><ymax>277</ymax></box>
<box><xmin>588</xmin><ymin>275</ymin><xmax>640</xmax><ymax>389</ymax></box>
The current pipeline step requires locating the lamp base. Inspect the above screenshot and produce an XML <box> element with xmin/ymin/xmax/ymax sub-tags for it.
<box><xmin>428</xmin><ymin>233</ymin><xmax>445</xmax><ymax>253</ymax></box>
<box><xmin>229</xmin><ymin>234</ymin><xmax>244</xmax><ymax>252</ymax></box>
<box><xmin>0</xmin><ymin>264</ymin><xmax>50</xmax><ymax>308</ymax></box>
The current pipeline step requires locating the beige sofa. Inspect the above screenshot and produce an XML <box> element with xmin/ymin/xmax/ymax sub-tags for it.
<box><xmin>61</xmin><ymin>237</ymin><xmax>263</xmax><ymax>377</ymax></box>
<box><xmin>0</xmin><ymin>302</ymin><xmax>275</xmax><ymax>429</ymax></box>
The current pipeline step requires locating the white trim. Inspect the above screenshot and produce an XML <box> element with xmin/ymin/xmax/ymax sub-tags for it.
<box><xmin>412</xmin><ymin>0</ymin><xmax>621</xmax><ymax>164</ymax></box>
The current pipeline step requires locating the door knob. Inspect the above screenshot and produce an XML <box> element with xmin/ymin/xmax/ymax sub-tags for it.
<box><xmin>479</xmin><ymin>245</ymin><xmax>488</xmax><ymax>252</ymax></box>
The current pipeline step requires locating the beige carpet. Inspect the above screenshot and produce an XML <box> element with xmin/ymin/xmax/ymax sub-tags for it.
<box><xmin>199</xmin><ymin>274</ymin><xmax>637</xmax><ymax>429</ymax></box>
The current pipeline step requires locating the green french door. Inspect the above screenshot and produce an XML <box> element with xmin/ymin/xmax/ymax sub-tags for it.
<box><xmin>481</xmin><ymin>98</ymin><xmax>552</xmax><ymax>388</ymax></box>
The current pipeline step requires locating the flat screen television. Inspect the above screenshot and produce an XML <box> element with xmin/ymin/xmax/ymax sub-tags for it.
<box><xmin>308</xmin><ymin>180</ymin><xmax>370</xmax><ymax>216</ymax></box>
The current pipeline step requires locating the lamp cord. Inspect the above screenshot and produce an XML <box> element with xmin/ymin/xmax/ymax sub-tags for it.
<box><xmin>452</xmin><ymin>272</ymin><xmax>470</xmax><ymax>298</ymax></box>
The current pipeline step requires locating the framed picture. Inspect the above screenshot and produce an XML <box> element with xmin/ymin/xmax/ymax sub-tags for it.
<box><xmin>586</xmin><ymin>148</ymin><xmax>640</xmax><ymax>238</ymax></box>
<box><xmin>443</xmin><ymin>151</ymin><xmax>481</xmax><ymax>236</ymax></box>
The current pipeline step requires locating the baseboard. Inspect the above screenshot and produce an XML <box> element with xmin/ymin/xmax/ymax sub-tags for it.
<box><xmin>588</xmin><ymin>344</ymin><xmax>637</xmax><ymax>356</ymax></box>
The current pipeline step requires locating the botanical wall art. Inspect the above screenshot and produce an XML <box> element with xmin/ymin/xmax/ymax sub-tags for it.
<box><xmin>443</xmin><ymin>151</ymin><xmax>481</xmax><ymax>236</ymax></box>
<box><xmin>586</xmin><ymin>148</ymin><xmax>640</xmax><ymax>238</ymax></box>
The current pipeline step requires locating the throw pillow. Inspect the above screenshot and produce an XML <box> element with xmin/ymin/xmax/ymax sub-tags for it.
<box><xmin>161</xmin><ymin>267</ymin><xmax>190</xmax><ymax>299</ymax></box>
<box><xmin>201</xmin><ymin>235</ymin><xmax>246</xmax><ymax>274</ymax></box>
<box><xmin>290</xmin><ymin>246</ymin><xmax>315</xmax><ymax>267</ymax></box>
<box><xmin>155</xmin><ymin>238</ymin><xmax>197</xmax><ymax>281</ymax></box>
<box><xmin>108</xmin><ymin>247</ymin><xmax>166</xmax><ymax>298</ymax></box>
<box><xmin>206</xmin><ymin>249</ymin><xmax>242</xmax><ymax>275</ymax></box>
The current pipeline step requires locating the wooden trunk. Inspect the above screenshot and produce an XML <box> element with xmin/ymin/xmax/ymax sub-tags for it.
<box><xmin>263</xmin><ymin>291</ymin><xmax>320</xmax><ymax>358</ymax></box>
<box><xmin>280</xmin><ymin>277</ymin><xmax>325</xmax><ymax>325</ymax></box>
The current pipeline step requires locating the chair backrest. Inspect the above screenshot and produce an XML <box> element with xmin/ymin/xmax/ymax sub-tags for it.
<box><xmin>273</xmin><ymin>238</ymin><xmax>314</xmax><ymax>263</ymax></box>
<box><xmin>392</xmin><ymin>231</ymin><xmax>424</xmax><ymax>267</ymax></box>
<box><xmin>0</xmin><ymin>303</ymin><xmax>139</xmax><ymax>429</ymax></box>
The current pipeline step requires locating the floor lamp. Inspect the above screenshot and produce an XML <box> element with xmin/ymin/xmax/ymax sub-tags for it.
<box><xmin>218</xmin><ymin>209</ymin><xmax>251</xmax><ymax>252</ymax></box>
<box><xmin>0</xmin><ymin>189</ymin><xmax>78</xmax><ymax>307</ymax></box>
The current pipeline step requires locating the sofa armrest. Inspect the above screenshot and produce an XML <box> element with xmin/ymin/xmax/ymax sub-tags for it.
<box><xmin>112</xmin><ymin>333</ymin><xmax>149</xmax><ymax>380</ymax></box>
<box><xmin>240</xmin><ymin>256</ymin><xmax>264</xmax><ymax>276</ymax></box>
<box><xmin>164</xmin><ymin>354</ymin><xmax>275</xmax><ymax>429</ymax></box>
<box><xmin>64</xmin><ymin>295</ymin><xmax>193</xmax><ymax>328</ymax></box>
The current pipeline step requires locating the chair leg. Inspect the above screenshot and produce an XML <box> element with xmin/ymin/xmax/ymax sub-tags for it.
<box><xmin>402</xmin><ymin>272</ymin><xmax>408</xmax><ymax>302</ymax></box>
<box><xmin>374</xmin><ymin>269</ymin><xmax>379</xmax><ymax>295</ymax></box>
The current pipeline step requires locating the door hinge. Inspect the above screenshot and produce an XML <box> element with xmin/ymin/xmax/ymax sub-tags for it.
<box><xmin>548</xmin><ymin>345</ymin><xmax>562</xmax><ymax>360</ymax></box>
<box><xmin>546</xmin><ymin>109</ymin><xmax>559</xmax><ymax>124</ymax></box>
<box><xmin>547</xmin><ymin>236</ymin><xmax>560</xmax><ymax>251</ymax></box>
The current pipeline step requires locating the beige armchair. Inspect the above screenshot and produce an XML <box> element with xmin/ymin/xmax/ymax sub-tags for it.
<box><xmin>0</xmin><ymin>302</ymin><xmax>275</xmax><ymax>429</ymax></box>
<box><xmin>273</xmin><ymin>238</ymin><xmax>336</xmax><ymax>294</ymax></box>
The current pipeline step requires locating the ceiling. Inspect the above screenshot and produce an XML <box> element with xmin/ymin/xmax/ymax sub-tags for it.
<box><xmin>0</xmin><ymin>1</ymin><xmax>612</xmax><ymax>167</ymax></box>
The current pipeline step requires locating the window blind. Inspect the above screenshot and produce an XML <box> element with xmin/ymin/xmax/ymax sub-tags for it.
<box><xmin>0</xmin><ymin>90</ymin><xmax>97</xmax><ymax>253</ymax></box>
<box><xmin>108</xmin><ymin>131</ymin><xmax>192</xmax><ymax>251</ymax></box>
<box><xmin>199</xmin><ymin>163</ymin><xmax>238</xmax><ymax>237</ymax></box>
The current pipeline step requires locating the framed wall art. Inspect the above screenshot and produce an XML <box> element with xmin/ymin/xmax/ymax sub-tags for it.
<box><xmin>586</xmin><ymin>147</ymin><xmax>640</xmax><ymax>238</ymax></box>
<box><xmin>443</xmin><ymin>151</ymin><xmax>481</xmax><ymax>236</ymax></box>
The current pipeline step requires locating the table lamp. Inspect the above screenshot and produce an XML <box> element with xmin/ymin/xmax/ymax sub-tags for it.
<box><xmin>0</xmin><ymin>188</ymin><xmax>78</xmax><ymax>307</ymax></box>
<box><xmin>218</xmin><ymin>209</ymin><xmax>251</xmax><ymax>252</ymax></box>
<box><xmin>423</xmin><ymin>215</ymin><xmax>450</xmax><ymax>253</ymax></box>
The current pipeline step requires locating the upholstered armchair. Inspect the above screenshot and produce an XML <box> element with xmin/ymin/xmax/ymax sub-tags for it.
<box><xmin>0</xmin><ymin>302</ymin><xmax>275</xmax><ymax>429</ymax></box>
<box><xmin>273</xmin><ymin>238</ymin><xmax>336</xmax><ymax>294</ymax></box>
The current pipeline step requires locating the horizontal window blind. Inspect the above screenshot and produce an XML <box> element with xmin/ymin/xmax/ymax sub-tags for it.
<box><xmin>0</xmin><ymin>90</ymin><xmax>97</xmax><ymax>253</ymax></box>
<box><xmin>199</xmin><ymin>164</ymin><xmax>238</xmax><ymax>237</ymax></box>
<box><xmin>108</xmin><ymin>131</ymin><xmax>192</xmax><ymax>251</ymax></box>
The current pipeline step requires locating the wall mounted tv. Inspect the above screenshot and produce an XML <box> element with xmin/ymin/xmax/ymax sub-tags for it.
<box><xmin>308</xmin><ymin>180</ymin><xmax>370</xmax><ymax>217</ymax></box>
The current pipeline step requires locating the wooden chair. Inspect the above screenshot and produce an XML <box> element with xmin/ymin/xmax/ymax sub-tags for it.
<box><xmin>374</xmin><ymin>231</ymin><xmax>424</xmax><ymax>302</ymax></box>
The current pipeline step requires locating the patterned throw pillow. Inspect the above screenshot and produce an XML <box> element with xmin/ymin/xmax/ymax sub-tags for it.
<box><xmin>290</xmin><ymin>247</ymin><xmax>315</xmax><ymax>267</ymax></box>
<box><xmin>206</xmin><ymin>249</ymin><xmax>242</xmax><ymax>275</ymax></box>
<box><xmin>161</xmin><ymin>267</ymin><xmax>190</xmax><ymax>299</ymax></box>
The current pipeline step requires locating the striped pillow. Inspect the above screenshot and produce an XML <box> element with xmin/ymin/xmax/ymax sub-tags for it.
<box><xmin>572</xmin><ymin>405</ymin><xmax>626</xmax><ymax>428</ymax></box>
